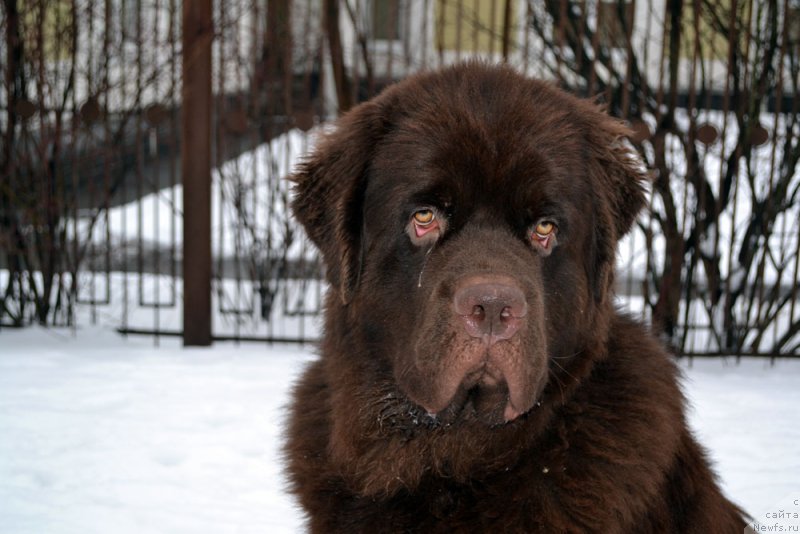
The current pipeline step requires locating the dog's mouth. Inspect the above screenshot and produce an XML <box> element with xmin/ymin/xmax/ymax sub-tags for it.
<box><xmin>433</xmin><ymin>373</ymin><xmax>521</xmax><ymax>427</ymax></box>
<box><xmin>406</xmin><ymin>338</ymin><xmax>544</xmax><ymax>424</ymax></box>
<box><xmin>385</xmin><ymin>336</ymin><xmax>551</xmax><ymax>435</ymax></box>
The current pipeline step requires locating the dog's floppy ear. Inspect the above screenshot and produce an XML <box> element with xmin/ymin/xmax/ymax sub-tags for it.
<box><xmin>586</xmin><ymin>110</ymin><xmax>650</xmax><ymax>302</ymax></box>
<box><xmin>291</xmin><ymin>101</ymin><xmax>388</xmax><ymax>305</ymax></box>
<box><xmin>590</xmin><ymin>114</ymin><xmax>649</xmax><ymax>240</ymax></box>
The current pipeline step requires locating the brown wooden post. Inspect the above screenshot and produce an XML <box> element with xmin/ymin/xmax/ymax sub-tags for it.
<box><xmin>182</xmin><ymin>0</ymin><xmax>213</xmax><ymax>346</ymax></box>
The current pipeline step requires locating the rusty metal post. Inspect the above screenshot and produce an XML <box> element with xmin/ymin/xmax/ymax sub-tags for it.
<box><xmin>182</xmin><ymin>0</ymin><xmax>213</xmax><ymax>346</ymax></box>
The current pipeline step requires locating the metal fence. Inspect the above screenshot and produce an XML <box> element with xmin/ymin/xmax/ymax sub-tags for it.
<box><xmin>1</xmin><ymin>0</ymin><xmax>798</xmax><ymax>356</ymax></box>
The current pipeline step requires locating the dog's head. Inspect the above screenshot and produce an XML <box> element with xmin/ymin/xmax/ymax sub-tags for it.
<box><xmin>293</xmin><ymin>63</ymin><xmax>647</xmax><ymax>426</ymax></box>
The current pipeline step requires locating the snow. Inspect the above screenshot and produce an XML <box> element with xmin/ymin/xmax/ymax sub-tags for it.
<box><xmin>72</xmin><ymin>128</ymin><xmax>316</xmax><ymax>260</ymax></box>
<box><xmin>0</xmin><ymin>328</ymin><xmax>312</xmax><ymax>534</ymax></box>
<box><xmin>683</xmin><ymin>357</ymin><xmax>800</xmax><ymax>518</ymax></box>
<box><xmin>1</xmin><ymin>327</ymin><xmax>798</xmax><ymax>532</ymax></box>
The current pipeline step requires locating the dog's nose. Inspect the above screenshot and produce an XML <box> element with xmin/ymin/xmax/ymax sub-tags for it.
<box><xmin>453</xmin><ymin>277</ymin><xmax>527</xmax><ymax>344</ymax></box>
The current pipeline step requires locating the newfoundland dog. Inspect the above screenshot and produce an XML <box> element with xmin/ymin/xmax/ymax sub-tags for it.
<box><xmin>285</xmin><ymin>63</ymin><xmax>746</xmax><ymax>532</ymax></box>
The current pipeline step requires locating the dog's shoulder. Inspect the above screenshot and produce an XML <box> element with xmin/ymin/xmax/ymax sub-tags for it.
<box><xmin>562</xmin><ymin>313</ymin><xmax>746</xmax><ymax>531</ymax></box>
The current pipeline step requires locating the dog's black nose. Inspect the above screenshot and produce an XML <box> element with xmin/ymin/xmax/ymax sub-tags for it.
<box><xmin>453</xmin><ymin>276</ymin><xmax>527</xmax><ymax>344</ymax></box>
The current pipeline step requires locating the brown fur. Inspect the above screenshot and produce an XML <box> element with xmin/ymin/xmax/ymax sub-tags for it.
<box><xmin>285</xmin><ymin>63</ymin><xmax>746</xmax><ymax>533</ymax></box>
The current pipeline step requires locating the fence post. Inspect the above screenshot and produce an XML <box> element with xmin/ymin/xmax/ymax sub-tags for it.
<box><xmin>182</xmin><ymin>0</ymin><xmax>213</xmax><ymax>346</ymax></box>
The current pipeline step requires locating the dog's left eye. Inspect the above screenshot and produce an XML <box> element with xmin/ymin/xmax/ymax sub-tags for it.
<box><xmin>530</xmin><ymin>219</ymin><xmax>557</xmax><ymax>254</ymax></box>
<box><xmin>534</xmin><ymin>221</ymin><xmax>555</xmax><ymax>237</ymax></box>
<box><xmin>413</xmin><ymin>209</ymin><xmax>435</xmax><ymax>226</ymax></box>
<box><xmin>408</xmin><ymin>207</ymin><xmax>445</xmax><ymax>245</ymax></box>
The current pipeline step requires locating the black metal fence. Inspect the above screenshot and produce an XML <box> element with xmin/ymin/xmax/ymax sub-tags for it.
<box><xmin>1</xmin><ymin>0</ymin><xmax>798</xmax><ymax>356</ymax></box>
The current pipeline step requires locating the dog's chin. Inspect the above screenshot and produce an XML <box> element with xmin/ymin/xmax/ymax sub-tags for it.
<box><xmin>434</xmin><ymin>384</ymin><xmax>520</xmax><ymax>427</ymax></box>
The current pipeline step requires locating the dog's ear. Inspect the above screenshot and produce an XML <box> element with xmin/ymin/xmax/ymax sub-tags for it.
<box><xmin>586</xmin><ymin>110</ymin><xmax>650</xmax><ymax>302</ymax></box>
<box><xmin>291</xmin><ymin>101</ymin><xmax>388</xmax><ymax>305</ymax></box>
<box><xmin>590</xmin><ymin>114</ymin><xmax>649</xmax><ymax>240</ymax></box>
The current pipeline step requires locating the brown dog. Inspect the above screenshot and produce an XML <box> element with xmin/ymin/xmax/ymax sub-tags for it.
<box><xmin>285</xmin><ymin>63</ymin><xmax>746</xmax><ymax>532</ymax></box>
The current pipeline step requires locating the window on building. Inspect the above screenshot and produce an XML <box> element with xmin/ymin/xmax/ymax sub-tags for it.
<box><xmin>436</xmin><ymin>0</ymin><xmax>515</xmax><ymax>54</ymax></box>
<box><xmin>22</xmin><ymin>0</ymin><xmax>75</xmax><ymax>61</ymax></box>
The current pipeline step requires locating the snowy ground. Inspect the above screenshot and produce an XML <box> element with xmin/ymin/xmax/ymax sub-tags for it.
<box><xmin>0</xmin><ymin>327</ymin><xmax>798</xmax><ymax>533</ymax></box>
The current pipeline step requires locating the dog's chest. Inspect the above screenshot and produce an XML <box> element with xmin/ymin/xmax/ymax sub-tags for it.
<box><xmin>350</xmin><ymin>466</ymin><xmax>628</xmax><ymax>533</ymax></box>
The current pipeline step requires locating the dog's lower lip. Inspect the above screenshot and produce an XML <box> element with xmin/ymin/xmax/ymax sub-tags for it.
<box><xmin>503</xmin><ymin>402</ymin><xmax>523</xmax><ymax>422</ymax></box>
<box><xmin>479</xmin><ymin>373</ymin><xmax>501</xmax><ymax>387</ymax></box>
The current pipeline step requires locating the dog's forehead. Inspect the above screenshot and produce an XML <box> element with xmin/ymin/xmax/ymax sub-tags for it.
<box><xmin>388</xmin><ymin>68</ymin><xmax>587</xmax><ymax>141</ymax></box>
<box><xmin>362</xmin><ymin>70</ymin><xmax>599</xmax><ymax>219</ymax></box>
<box><xmin>368</xmin><ymin>109</ymin><xmax>588</xmax><ymax>207</ymax></box>
<box><xmin>376</xmin><ymin>82</ymin><xmax>587</xmax><ymax>176</ymax></box>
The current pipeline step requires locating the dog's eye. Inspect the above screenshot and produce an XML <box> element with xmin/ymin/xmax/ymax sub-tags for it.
<box><xmin>408</xmin><ymin>207</ymin><xmax>445</xmax><ymax>245</ymax></box>
<box><xmin>413</xmin><ymin>209</ymin><xmax>435</xmax><ymax>226</ymax></box>
<box><xmin>534</xmin><ymin>221</ymin><xmax>555</xmax><ymax>237</ymax></box>
<box><xmin>530</xmin><ymin>220</ymin><xmax>557</xmax><ymax>255</ymax></box>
